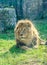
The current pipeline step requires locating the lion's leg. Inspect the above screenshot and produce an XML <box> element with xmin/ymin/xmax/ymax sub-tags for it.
<box><xmin>34</xmin><ymin>38</ymin><xmax>39</xmax><ymax>48</ymax></box>
<box><xmin>20</xmin><ymin>46</ymin><xmax>30</xmax><ymax>50</ymax></box>
<box><xmin>16</xmin><ymin>39</ymin><xmax>27</xmax><ymax>49</ymax></box>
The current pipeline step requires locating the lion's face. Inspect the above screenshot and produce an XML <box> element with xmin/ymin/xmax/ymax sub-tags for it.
<box><xmin>16</xmin><ymin>22</ymin><xmax>32</xmax><ymax>41</ymax></box>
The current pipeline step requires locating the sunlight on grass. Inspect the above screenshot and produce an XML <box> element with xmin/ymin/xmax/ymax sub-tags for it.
<box><xmin>0</xmin><ymin>39</ymin><xmax>15</xmax><ymax>54</ymax></box>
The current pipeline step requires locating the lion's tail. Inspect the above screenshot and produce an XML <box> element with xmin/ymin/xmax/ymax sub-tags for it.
<box><xmin>39</xmin><ymin>38</ymin><xmax>47</xmax><ymax>45</ymax></box>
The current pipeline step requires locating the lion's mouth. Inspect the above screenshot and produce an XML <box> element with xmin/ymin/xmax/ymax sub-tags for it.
<box><xmin>20</xmin><ymin>36</ymin><xmax>26</xmax><ymax>40</ymax></box>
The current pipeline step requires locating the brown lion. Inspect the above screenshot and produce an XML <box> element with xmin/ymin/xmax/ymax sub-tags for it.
<box><xmin>14</xmin><ymin>20</ymin><xmax>47</xmax><ymax>49</ymax></box>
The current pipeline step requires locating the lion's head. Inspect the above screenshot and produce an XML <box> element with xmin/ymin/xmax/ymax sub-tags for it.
<box><xmin>14</xmin><ymin>20</ymin><xmax>33</xmax><ymax>43</ymax></box>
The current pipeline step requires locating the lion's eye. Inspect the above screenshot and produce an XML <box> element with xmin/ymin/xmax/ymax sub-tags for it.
<box><xmin>24</xmin><ymin>28</ymin><xmax>26</xmax><ymax>31</ymax></box>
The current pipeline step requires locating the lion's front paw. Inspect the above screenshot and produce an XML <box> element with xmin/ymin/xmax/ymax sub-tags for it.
<box><xmin>34</xmin><ymin>45</ymin><xmax>38</xmax><ymax>48</ymax></box>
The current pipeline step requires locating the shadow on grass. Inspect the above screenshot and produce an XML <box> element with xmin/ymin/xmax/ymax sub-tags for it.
<box><xmin>0</xmin><ymin>45</ymin><xmax>26</xmax><ymax>57</ymax></box>
<box><xmin>9</xmin><ymin>45</ymin><xmax>26</xmax><ymax>54</ymax></box>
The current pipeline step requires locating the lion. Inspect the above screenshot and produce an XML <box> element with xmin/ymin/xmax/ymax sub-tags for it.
<box><xmin>14</xmin><ymin>19</ymin><xmax>47</xmax><ymax>49</ymax></box>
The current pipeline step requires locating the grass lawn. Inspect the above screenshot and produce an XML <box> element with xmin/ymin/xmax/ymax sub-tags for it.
<box><xmin>0</xmin><ymin>19</ymin><xmax>47</xmax><ymax>65</ymax></box>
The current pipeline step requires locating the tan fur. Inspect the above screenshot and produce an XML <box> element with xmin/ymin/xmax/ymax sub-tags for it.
<box><xmin>14</xmin><ymin>20</ymin><xmax>46</xmax><ymax>49</ymax></box>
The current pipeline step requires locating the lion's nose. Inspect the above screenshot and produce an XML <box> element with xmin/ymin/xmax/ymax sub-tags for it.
<box><xmin>20</xmin><ymin>33</ymin><xmax>23</xmax><ymax>36</ymax></box>
<box><xmin>20</xmin><ymin>30</ymin><xmax>24</xmax><ymax>36</ymax></box>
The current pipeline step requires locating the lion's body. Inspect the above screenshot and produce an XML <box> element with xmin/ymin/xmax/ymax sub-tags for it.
<box><xmin>14</xmin><ymin>20</ymin><xmax>46</xmax><ymax>49</ymax></box>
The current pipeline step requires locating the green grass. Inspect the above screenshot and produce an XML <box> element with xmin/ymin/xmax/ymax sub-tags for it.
<box><xmin>0</xmin><ymin>19</ymin><xmax>47</xmax><ymax>65</ymax></box>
